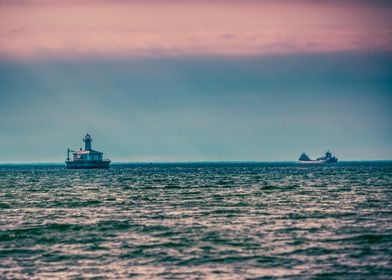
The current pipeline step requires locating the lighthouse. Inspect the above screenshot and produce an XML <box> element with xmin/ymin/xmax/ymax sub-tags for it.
<box><xmin>65</xmin><ymin>133</ymin><xmax>110</xmax><ymax>169</ymax></box>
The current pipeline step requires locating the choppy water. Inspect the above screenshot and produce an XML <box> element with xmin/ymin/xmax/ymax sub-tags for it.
<box><xmin>0</xmin><ymin>162</ymin><xmax>391</xmax><ymax>279</ymax></box>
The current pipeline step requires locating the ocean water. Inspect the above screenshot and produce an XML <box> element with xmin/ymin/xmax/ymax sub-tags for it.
<box><xmin>0</xmin><ymin>162</ymin><xmax>391</xmax><ymax>279</ymax></box>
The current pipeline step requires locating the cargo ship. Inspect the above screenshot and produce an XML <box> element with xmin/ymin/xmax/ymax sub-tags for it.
<box><xmin>298</xmin><ymin>151</ymin><xmax>338</xmax><ymax>164</ymax></box>
<box><xmin>65</xmin><ymin>134</ymin><xmax>110</xmax><ymax>169</ymax></box>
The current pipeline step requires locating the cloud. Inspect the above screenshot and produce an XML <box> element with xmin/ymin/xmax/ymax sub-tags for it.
<box><xmin>0</xmin><ymin>0</ymin><xmax>391</xmax><ymax>60</ymax></box>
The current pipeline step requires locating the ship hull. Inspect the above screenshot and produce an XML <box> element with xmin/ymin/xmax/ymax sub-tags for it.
<box><xmin>65</xmin><ymin>160</ymin><xmax>110</xmax><ymax>169</ymax></box>
<box><xmin>298</xmin><ymin>159</ymin><xmax>337</xmax><ymax>164</ymax></box>
<box><xmin>298</xmin><ymin>160</ymin><xmax>326</xmax><ymax>164</ymax></box>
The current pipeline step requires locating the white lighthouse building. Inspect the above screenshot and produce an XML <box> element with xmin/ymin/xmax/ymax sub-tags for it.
<box><xmin>66</xmin><ymin>134</ymin><xmax>110</xmax><ymax>169</ymax></box>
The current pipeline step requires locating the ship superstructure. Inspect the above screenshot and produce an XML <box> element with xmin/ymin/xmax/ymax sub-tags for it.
<box><xmin>66</xmin><ymin>134</ymin><xmax>110</xmax><ymax>169</ymax></box>
<box><xmin>298</xmin><ymin>151</ymin><xmax>338</xmax><ymax>164</ymax></box>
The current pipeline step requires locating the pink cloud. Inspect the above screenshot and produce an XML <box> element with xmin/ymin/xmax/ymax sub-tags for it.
<box><xmin>0</xmin><ymin>0</ymin><xmax>391</xmax><ymax>60</ymax></box>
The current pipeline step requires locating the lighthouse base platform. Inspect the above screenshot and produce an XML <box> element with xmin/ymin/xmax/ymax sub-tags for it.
<box><xmin>65</xmin><ymin>160</ymin><xmax>110</xmax><ymax>169</ymax></box>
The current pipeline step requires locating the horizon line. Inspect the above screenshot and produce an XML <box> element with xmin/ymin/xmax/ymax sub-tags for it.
<box><xmin>1</xmin><ymin>160</ymin><xmax>391</xmax><ymax>165</ymax></box>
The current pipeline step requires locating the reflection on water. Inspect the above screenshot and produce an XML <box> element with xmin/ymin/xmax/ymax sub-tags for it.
<box><xmin>0</xmin><ymin>162</ymin><xmax>391</xmax><ymax>278</ymax></box>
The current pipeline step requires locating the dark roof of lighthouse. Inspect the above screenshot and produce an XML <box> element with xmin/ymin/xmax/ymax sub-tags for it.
<box><xmin>76</xmin><ymin>149</ymin><xmax>103</xmax><ymax>155</ymax></box>
<box><xmin>89</xmin><ymin>149</ymin><xmax>102</xmax><ymax>154</ymax></box>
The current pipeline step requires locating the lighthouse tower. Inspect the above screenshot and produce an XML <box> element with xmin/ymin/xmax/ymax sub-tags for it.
<box><xmin>83</xmin><ymin>134</ymin><xmax>92</xmax><ymax>151</ymax></box>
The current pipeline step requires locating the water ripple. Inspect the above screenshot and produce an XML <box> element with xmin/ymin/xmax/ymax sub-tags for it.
<box><xmin>0</xmin><ymin>162</ymin><xmax>391</xmax><ymax>279</ymax></box>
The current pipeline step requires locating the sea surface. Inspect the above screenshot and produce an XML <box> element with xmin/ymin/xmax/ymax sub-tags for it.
<box><xmin>0</xmin><ymin>162</ymin><xmax>391</xmax><ymax>279</ymax></box>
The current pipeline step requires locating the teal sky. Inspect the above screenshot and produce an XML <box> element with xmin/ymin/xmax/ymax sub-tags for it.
<box><xmin>0</xmin><ymin>53</ymin><xmax>391</xmax><ymax>162</ymax></box>
<box><xmin>1</xmin><ymin>0</ymin><xmax>392</xmax><ymax>162</ymax></box>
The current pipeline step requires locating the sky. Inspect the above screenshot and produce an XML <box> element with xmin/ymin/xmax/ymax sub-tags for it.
<box><xmin>0</xmin><ymin>0</ymin><xmax>391</xmax><ymax>162</ymax></box>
